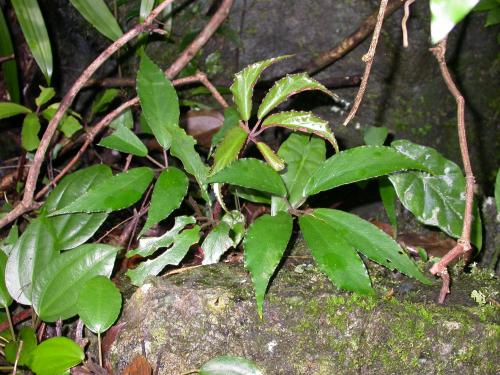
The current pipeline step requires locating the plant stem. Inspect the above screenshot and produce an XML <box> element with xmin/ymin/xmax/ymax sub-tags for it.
<box><xmin>98</xmin><ymin>331</ymin><xmax>103</xmax><ymax>367</ymax></box>
<box><xmin>4</xmin><ymin>306</ymin><xmax>15</xmax><ymax>341</ymax></box>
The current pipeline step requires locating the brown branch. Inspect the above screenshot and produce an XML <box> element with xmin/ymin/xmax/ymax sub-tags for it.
<box><xmin>0</xmin><ymin>54</ymin><xmax>15</xmax><ymax>64</ymax></box>
<box><xmin>343</xmin><ymin>0</ymin><xmax>389</xmax><ymax>126</ymax></box>
<box><xmin>402</xmin><ymin>0</ymin><xmax>415</xmax><ymax>48</ymax></box>
<box><xmin>429</xmin><ymin>38</ymin><xmax>475</xmax><ymax>304</ymax></box>
<box><xmin>195</xmin><ymin>71</ymin><xmax>229</xmax><ymax>108</ymax></box>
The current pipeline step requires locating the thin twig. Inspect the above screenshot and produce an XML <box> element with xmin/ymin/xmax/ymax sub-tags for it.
<box><xmin>429</xmin><ymin>38</ymin><xmax>475</xmax><ymax>304</ymax></box>
<box><xmin>12</xmin><ymin>340</ymin><xmax>23</xmax><ymax>375</ymax></box>
<box><xmin>343</xmin><ymin>0</ymin><xmax>389</xmax><ymax>126</ymax></box>
<box><xmin>0</xmin><ymin>54</ymin><xmax>14</xmax><ymax>64</ymax></box>
<box><xmin>401</xmin><ymin>0</ymin><xmax>415</xmax><ymax>48</ymax></box>
<box><xmin>195</xmin><ymin>71</ymin><xmax>229</xmax><ymax>108</ymax></box>
<box><xmin>123</xmin><ymin>154</ymin><xmax>133</xmax><ymax>171</ymax></box>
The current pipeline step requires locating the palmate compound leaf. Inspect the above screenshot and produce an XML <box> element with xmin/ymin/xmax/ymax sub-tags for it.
<box><xmin>257</xmin><ymin>73</ymin><xmax>341</xmax><ymax>120</ymax></box>
<box><xmin>210</xmin><ymin>125</ymin><xmax>248</xmax><ymax>175</ymax></box>
<box><xmin>140</xmin><ymin>167</ymin><xmax>189</xmax><ymax>236</ymax></box>
<box><xmin>31</xmin><ymin>244</ymin><xmax>119</xmax><ymax>322</ymax></box>
<box><xmin>76</xmin><ymin>276</ymin><xmax>122</xmax><ymax>334</ymax></box>
<box><xmin>303</xmin><ymin>146</ymin><xmax>428</xmax><ymax>197</ymax></box>
<box><xmin>261</xmin><ymin>110</ymin><xmax>338</xmax><ymax>152</ymax></box>
<box><xmin>230</xmin><ymin>55</ymin><xmax>291</xmax><ymax>121</ymax></box>
<box><xmin>44</xmin><ymin>164</ymin><xmax>111</xmax><ymax>250</ymax></box>
<box><xmin>208</xmin><ymin>158</ymin><xmax>287</xmax><ymax>197</ymax></box>
<box><xmin>29</xmin><ymin>337</ymin><xmax>84</xmax><ymax>375</ymax></box>
<box><xmin>244</xmin><ymin>212</ymin><xmax>293</xmax><ymax>318</ymax></box>
<box><xmin>430</xmin><ymin>0</ymin><xmax>479</xmax><ymax>43</ymax></box>
<box><xmin>98</xmin><ymin>125</ymin><xmax>148</xmax><ymax>157</ymax></box>
<box><xmin>49</xmin><ymin>167</ymin><xmax>154</xmax><ymax>215</ymax></box>
<box><xmin>199</xmin><ymin>355</ymin><xmax>263</xmax><ymax>375</ymax></box>
<box><xmin>389</xmin><ymin>140</ymin><xmax>482</xmax><ymax>249</ymax></box>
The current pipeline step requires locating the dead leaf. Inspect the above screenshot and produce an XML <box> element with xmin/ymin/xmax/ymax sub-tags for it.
<box><xmin>182</xmin><ymin>110</ymin><xmax>224</xmax><ymax>147</ymax></box>
<box><xmin>122</xmin><ymin>355</ymin><xmax>153</xmax><ymax>375</ymax></box>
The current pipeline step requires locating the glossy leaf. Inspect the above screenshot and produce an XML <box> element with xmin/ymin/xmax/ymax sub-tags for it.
<box><xmin>209</xmin><ymin>158</ymin><xmax>287</xmax><ymax>196</ymax></box>
<box><xmin>303</xmin><ymin>146</ymin><xmax>427</xmax><ymax>197</ymax></box>
<box><xmin>44</xmin><ymin>164</ymin><xmax>111</xmax><ymax>250</ymax></box>
<box><xmin>6</xmin><ymin>216</ymin><xmax>57</xmax><ymax>305</ymax></box>
<box><xmin>50</xmin><ymin>167</ymin><xmax>154</xmax><ymax>215</ymax></box>
<box><xmin>200</xmin><ymin>355</ymin><xmax>263</xmax><ymax>375</ymax></box>
<box><xmin>244</xmin><ymin>212</ymin><xmax>293</xmax><ymax>317</ymax></box>
<box><xmin>0</xmin><ymin>7</ymin><xmax>20</xmax><ymax>103</ymax></box>
<box><xmin>129</xmin><ymin>216</ymin><xmax>195</xmax><ymax>258</ymax></box>
<box><xmin>35</xmin><ymin>86</ymin><xmax>55</xmax><ymax>108</ymax></box>
<box><xmin>430</xmin><ymin>0</ymin><xmax>480</xmax><ymax>43</ymax></box>
<box><xmin>211</xmin><ymin>107</ymin><xmax>241</xmax><ymax>151</ymax></box>
<box><xmin>230</xmin><ymin>55</ymin><xmax>290</xmax><ymax>121</ymax></box>
<box><xmin>232</xmin><ymin>187</ymin><xmax>272</xmax><ymax>204</ymax></box>
<box><xmin>299</xmin><ymin>213</ymin><xmax>373</xmax><ymax>295</ymax></box>
<box><xmin>137</xmin><ymin>53</ymin><xmax>179</xmax><ymax>150</ymax></box>
<box><xmin>389</xmin><ymin>140</ymin><xmax>482</xmax><ymax>248</ymax></box>
<box><xmin>11</xmin><ymin>0</ymin><xmax>52</xmax><ymax>83</ymax></box>
<box><xmin>256</xmin><ymin>142</ymin><xmax>285</xmax><ymax>171</ymax></box>
<box><xmin>363</xmin><ymin>126</ymin><xmax>388</xmax><ymax>146</ymax></box>
<box><xmin>4</xmin><ymin>326</ymin><xmax>37</xmax><ymax>365</ymax></box>
<box><xmin>32</xmin><ymin>243</ymin><xmax>119</xmax><ymax>322</ymax></box>
<box><xmin>0</xmin><ymin>102</ymin><xmax>31</xmax><ymax>119</ymax></box>
<box><xmin>76</xmin><ymin>276</ymin><xmax>122</xmax><ymax>333</ymax></box>
<box><xmin>90</xmin><ymin>89</ymin><xmax>119</xmax><ymax>120</ymax></box>
<box><xmin>0</xmin><ymin>252</ymin><xmax>12</xmax><ymax>308</ymax></box>
<box><xmin>127</xmin><ymin>226</ymin><xmax>200</xmax><ymax>286</ymax></box>
<box><xmin>211</xmin><ymin>126</ymin><xmax>248</xmax><ymax>175</ymax></box>
<box><xmin>21</xmin><ymin>112</ymin><xmax>40</xmax><ymax>151</ymax></box>
<box><xmin>257</xmin><ymin>73</ymin><xmax>340</xmax><ymax>119</ymax></box>
<box><xmin>379</xmin><ymin>177</ymin><xmax>398</xmax><ymax>235</ymax></box>
<box><xmin>140</xmin><ymin>168</ymin><xmax>189</xmax><ymax>236</ymax></box>
<box><xmin>30</xmin><ymin>337</ymin><xmax>84</xmax><ymax>375</ymax></box>
<box><xmin>261</xmin><ymin>111</ymin><xmax>338</xmax><ymax>152</ymax></box>
<box><xmin>69</xmin><ymin>0</ymin><xmax>123</xmax><ymax>41</ymax></box>
<box><xmin>110</xmin><ymin>109</ymin><xmax>134</xmax><ymax>130</ymax></box>
<box><xmin>99</xmin><ymin>125</ymin><xmax>148</xmax><ymax>157</ymax></box>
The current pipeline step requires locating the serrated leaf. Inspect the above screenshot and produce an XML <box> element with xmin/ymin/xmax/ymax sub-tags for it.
<box><xmin>32</xmin><ymin>243</ymin><xmax>119</xmax><ymax>322</ymax></box>
<box><xmin>430</xmin><ymin>0</ymin><xmax>480</xmax><ymax>43</ymax></box>
<box><xmin>261</xmin><ymin>111</ymin><xmax>338</xmax><ymax>151</ymax></box>
<box><xmin>99</xmin><ymin>125</ymin><xmax>148</xmax><ymax>157</ymax></box>
<box><xmin>244</xmin><ymin>212</ymin><xmax>292</xmax><ymax>317</ymax></box>
<box><xmin>35</xmin><ymin>86</ymin><xmax>55</xmax><ymax>108</ymax></box>
<box><xmin>200</xmin><ymin>355</ymin><xmax>264</xmax><ymax>375</ymax></box>
<box><xmin>0</xmin><ymin>7</ymin><xmax>20</xmax><ymax>103</ymax></box>
<box><xmin>4</xmin><ymin>326</ymin><xmax>37</xmax><ymax>365</ymax></box>
<box><xmin>110</xmin><ymin>109</ymin><xmax>134</xmax><ymax>129</ymax></box>
<box><xmin>21</xmin><ymin>112</ymin><xmax>40</xmax><ymax>151</ymax></box>
<box><xmin>140</xmin><ymin>168</ymin><xmax>189</xmax><ymax>236</ymax></box>
<box><xmin>129</xmin><ymin>216</ymin><xmax>195</xmax><ymax>258</ymax></box>
<box><xmin>137</xmin><ymin>53</ymin><xmax>179</xmax><ymax>150</ymax></box>
<box><xmin>211</xmin><ymin>126</ymin><xmax>248</xmax><ymax>175</ymax></box>
<box><xmin>127</xmin><ymin>226</ymin><xmax>200</xmax><ymax>286</ymax></box>
<box><xmin>363</xmin><ymin>126</ymin><xmax>388</xmax><ymax>146</ymax></box>
<box><xmin>44</xmin><ymin>164</ymin><xmax>111</xmax><ymax>250</ymax></box>
<box><xmin>389</xmin><ymin>140</ymin><xmax>482</xmax><ymax>248</ymax></box>
<box><xmin>69</xmin><ymin>0</ymin><xmax>123</xmax><ymax>41</ymax></box>
<box><xmin>6</xmin><ymin>216</ymin><xmax>57</xmax><ymax>305</ymax></box>
<box><xmin>209</xmin><ymin>158</ymin><xmax>287</xmax><ymax>196</ymax></box>
<box><xmin>230</xmin><ymin>56</ymin><xmax>290</xmax><ymax>121</ymax></box>
<box><xmin>210</xmin><ymin>107</ymin><xmax>241</xmax><ymax>151</ymax></box>
<box><xmin>0</xmin><ymin>102</ymin><xmax>31</xmax><ymax>119</ymax></box>
<box><xmin>90</xmin><ymin>88</ymin><xmax>119</xmax><ymax>120</ymax></box>
<box><xmin>379</xmin><ymin>177</ymin><xmax>398</xmax><ymax>235</ymax></box>
<box><xmin>311</xmin><ymin>209</ymin><xmax>429</xmax><ymax>284</ymax></box>
<box><xmin>50</xmin><ymin>167</ymin><xmax>154</xmax><ymax>215</ymax></box>
<box><xmin>299</xmin><ymin>213</ymin><xmax>373</xmax><ymax>295</ymax></box>
<box><xmin>304</xmin><ymin>146</ymin><xmax>428</xmax><ymax>197</ymax></box>
<box><xmin>256</xmin><ymin>142</ymin><xmax>285</xmax><ymax>171</ymax></box>
<box><xmin>59</xmin><ymin>115</ymin><xmax>82</xmax><ymax>138</ymax></box>
<box><xmin>257</xmin><ymin>73</ymin><xmax>340</xmax><ymax>119</ymax></box>
<box><xmin>30</xmin><ymin>337</ymin><xmax>84</xmax><ymax>375</ymax></box>
<box><xmin>0</xmin><ymin>252</ymin><xmax>12</xmax><ymax>308</ymax></box>
<box><xmin>76</xmin><ymin>276</ymin><xmax>121</xmax><ymax>333</ymax></box>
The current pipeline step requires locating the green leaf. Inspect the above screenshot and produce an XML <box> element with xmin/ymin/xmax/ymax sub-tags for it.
<box><xmin>30</xmin><ymin>337</ymin><xmax>84</xmax><ymax>375</ymax></box>
<box><xmin>389</xmin><ymin>140</ymin><xmax>482</xmax><ymax>249</ymax></box>
<box><xmin>244</xmin><ymin>212</ymin><xmax>293</xmax><ymax>317</ymax></box>
<box><xmin>99</xmin><ymin>125</ymin><xmax>148</xmax><ymax>157</ymax></box>
<box><xmin>11</xmin><ymin>0</ymin><xmax>53</xmax><ymax>83</ymax></box>
<box><xmin>59</xmin><ymin>115</ymin><xmax>82</xmax><ymax>138</ymax></box>
<box><xmin>475</xmin><ymin>0</ymin><xmax>498</xmax><ymax>12</ymax></box>
<box><xmin>129</xmin><ymin>216</ymin><xmax>195</xmax><ymax>258</ymax></box>
<box><xmin>50</xmin><ymin>167</ymin><xmax>154</xmax><ymax>215</ymax></box>
<box><xmin>310</xmin><ymin>209</ymin><xmax>430</xmax><ymax>284</ymax></box>
<box><xmin>210</xmin><ymin>107</ymin><xmax>241</xmax><ymax>151</ymax></box>
<box><xmin>6</xmin><ymin>216</ymin><xmax>57</xmax><ymax>305</ymax></box>
<box><xmin>5</xmin><ymin>326</ymin><xmax>37</xmax><ymax>365</ymax></box>
<box><xmin>140</xmin><ymin>168</ymin><xmax>189</xmax><ymax>236</ymax></box>
<box><xmin>21</xmin><ymin>112</ymin><xmax>41</xmax><ymax>151</ymax></box>
<box><xmin>0</xmin><ymin>102</ymin><xmax>31</xmax><ymax>120</ymax></box>
<box><xmin>495</xmin><ymin>168</ymin><xmax>500</xmax><ymax>212</ymax></box>
<box><xmin>303</xmin><ymin>146</ymin><xmax>428</xmax><ymax>197</ymax></box>
<box><xmin>0</xmin><ymin>225</ymin><xmax>18</xmax><ymax>256</ymax></box>
<box><xmin>127</xmin><ymin>226</ymin><xmax>200</xmax><ymax>286</ymax></box>
<box><xmin>261</xmin><ymin>110</ymin><xmax>338</xmax><ymax>152</ymax></box>
<box><xmin>0</xmin><ymin>7</ymin><xmax>20</xmax><ymax>103</ymax></box>
<box><xmin>202</xmin><ymin>210</ymin><xmax>245</xmax><ymax>265</ymax></box>
<box><xmin>44</xmin><ymin>164</ymin><xmax>111</xmax><ymax>250</ymax></box>
<box><xmin>430</xmin><ymin>0</ymin><xmax>480</xmax><ymax>43</ymax></box>
<box><xmin>231</xmin><ymin>187</ymin><xmax>272</xmax><ymax>204</ymax></box>
<box><xmin>137</xmin><ymin>53</ymin><xmax>179</xmax><ymax>150</ymax></box>
<box><xmin>90</xmin><ymin>88</ymin><xmax>119</xmax><ymax>120</ymax></box>
<box><xmin>32</xmin><ymin>243</ymin><xmax>119</xmax><ymax>322</ymax></box>
<box><xmin>140</xmin><ymin>0</ymin><xmax>155</xmax><ymax>22</ymax></box>
<box><xmin>257</xmin><ymin>73</ymin><xmax>340</xmax><ymax>119</ymax></box>
<box><xmin>230</xmin><ymin>55</ymin><xmax>290</xmax><ymax>121</ymax></box>
<box><xmin>76</xmin><ymin>276</ymin><xmax>121</xmax><ymax>333</ymax></box>
<box><xmin>110</xmin><ymin>109</ymin><xmax>133</xmax><ymax>130</ymax></box>
<box><xmin>69</xmin><ymin>0</ymin><xmax>123</xmax><ymax>41</ymax></box>
<box><xmin>35</xmin><ymin>86</ymin><xmax>55</xmax><ymax>108</ymax></box>
<box><xmin>209</xmin><ymin>158</ymin><xmax>287</xmax><ymax>196</ymax></box>
<box><xmin>0</xmin><ymin>252</ymin><xmax>12</xmax><ymax>308</ymax></box>
<box><xmin>256</xmin><ymin>142</ymin><xmax>285</xmax><ymax>171</ymax></box>
<box><xmin>486</xmin><ymin>6</ymin><xmax>500</xmax><ymax>25</ymax></box>
<box><xmin>379</xmin><ymin>177</ymin><xmax>398</xmax><ymax>235</ymax></box>
<box><xmin>299</xmin><ymin>213</ymin><xmax>373</xmax><ymax>295</ymax></box>
<box><xmin>363</xmin><ymin>126</ymin><xmax>388</xmax><ymax>146</ymax></box>
<box><xmin>199</xmin><ymin>355</ymin><xmax>264</xmax><ymax>375</ymax></box>
<box><xmin>211</xmin><ymin>126</ymin><xmax>248</xmax><ymax>175</ymax></box>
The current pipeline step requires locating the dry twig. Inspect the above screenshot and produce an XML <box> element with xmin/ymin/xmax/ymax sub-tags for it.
<box><xmin>402</xmin><ymin>0</ymin><xmax>415</xmax><ymax>48</ymax></box>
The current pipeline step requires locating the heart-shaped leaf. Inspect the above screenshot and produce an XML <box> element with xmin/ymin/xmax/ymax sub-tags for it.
<box><xmin>69</xmin><ymin>0</ymin><xmax>123</xmax><ymax>41</ymax></box>
<box><xmin>99</xmin><ymin>125</ymin><xmax>148</xmax><ymax>157</ymax></box>
<box><xmin>29</xmin><ymin>337</ymin><xmax>84</xmax><ymax>375</ymax></box>
<box><xmin>200</xmin><ymin>355</ymin><xmax>263</xmax><ymax>375</ymax></box>
<box><xmin>211</xmin><ymin>126</ymin><xmax>248</xmax><ymax>175</ymax></box>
